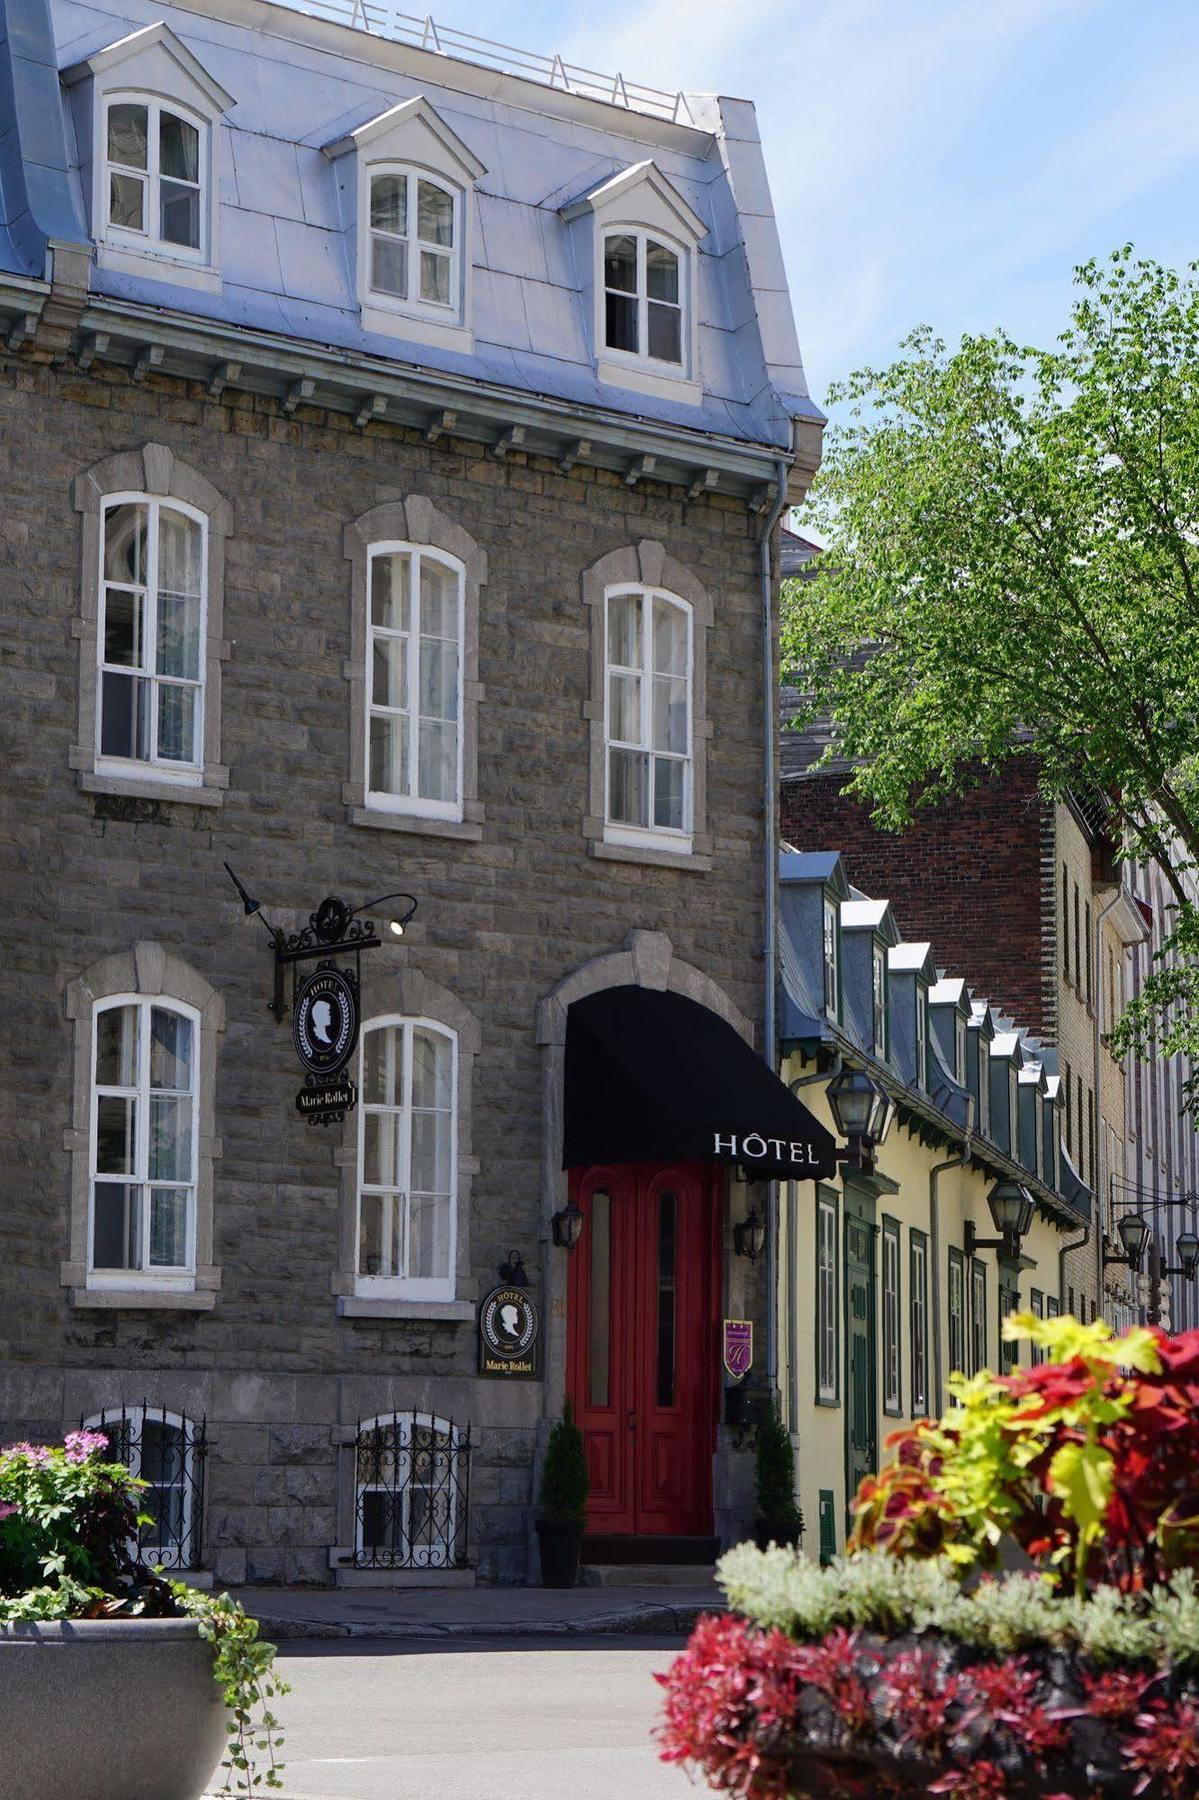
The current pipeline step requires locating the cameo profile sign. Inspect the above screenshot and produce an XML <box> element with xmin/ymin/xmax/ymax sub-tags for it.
<box><xmin>478</xmin><ymin>1284</ymin><xmax>541</xmax><ymax>1378</ymax></box>
<box><xmin>293</xmin><ymin>965</ymin><xmax>359</xmax><ymax>1077</ymax></box>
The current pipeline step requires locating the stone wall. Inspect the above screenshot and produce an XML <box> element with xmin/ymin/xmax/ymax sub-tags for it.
<box><xmin>0</xmin><ymin>347</ymin><xmax>773</xmax><ymax>1580</ymax></box>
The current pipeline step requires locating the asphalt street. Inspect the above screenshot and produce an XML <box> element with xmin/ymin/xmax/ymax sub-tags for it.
<box><xmin>254</xmin><ymin>1635</ymin><xmax>695</xmax><ymax>1800</ymax></box>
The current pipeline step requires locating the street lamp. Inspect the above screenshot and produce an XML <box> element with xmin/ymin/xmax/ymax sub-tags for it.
<box><xmin>1165</xmin><ymin>1231</ymin><xmax>1199</xmax><ymax>1280</ymax></box>
<box><xmin>965</xmin><ymin>1178</ymin><xmax>1036</xmax><ymax>1263</ymax></box>
<box><xmin>1105</xmin><ymin>1211</ymin><xmax>1151</xmax><ymax>1273</ymax></box>
<box><xmin>733</xmin><ymin>1206</ymin><xmax>767</xmax><ymax>1262</ymax></box>
<box><xmin>826</xmin><ymin>1067</ymin><xmax>892</xmax><ymax>1173</ymax></box>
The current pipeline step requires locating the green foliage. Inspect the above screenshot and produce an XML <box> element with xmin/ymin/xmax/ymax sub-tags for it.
<box><xmin>172</xmin><ymin>1584</ymin><xmax>289</xmax><ymax>1795</ymax></box>
<box><xmin>783</xmin><ymin>247</ymin><xmax>1199</xmax><ymax>1101</ymax></box>
<box><xmin>754</xmin><ymin>1403</ymin><xmax>802</xmax><ymax>1527</ymax></box>
<box><xmin>537</xmin><ymin>1401</ymin><xmax>590</xmax><ymax>1523</ymax></box>
<box><xmin>717</xmin><ymin>1543</ymin><xmax>1199</xmax><ymax>1669</ymax></box>
<box><xmin>0</xmin><ymin>1434</ymin><xmax>287</xmax><ymax>1794</ymax></box>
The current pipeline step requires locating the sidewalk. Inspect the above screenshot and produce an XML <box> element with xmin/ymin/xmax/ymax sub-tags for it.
<box><xmin>239</xmin><ymin>1579</ymin><xmax>724</xmax><ymax>1641</ymax></box>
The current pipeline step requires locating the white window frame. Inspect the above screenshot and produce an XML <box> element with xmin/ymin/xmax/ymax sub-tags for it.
<box><xmin>970</xmin><ymin>1258</ymin><xmax>987</xmax><ymax>1375</ymax></box>
<box><xmin>100</xmin><ymin>92</ymin><xmax>209</xmax><ymax>266</ymax></box>
<box><xmin>910</xmin><ymin>1233</ymin><xmax>928</xmax><ymax>1415</ymax></box>
<box><xmin>915</xmin><ymin>986</ymin><xmax>929</xmax><ymax>1089</ymax></box>
<box><xmin>355</xmin><ymin>1016</ymin><xmax>459</xmax><ymax>1303</ymax></box>
<box><xmin>365</xmin><ymin>542</ymin><xmax>466</xmax><ymax>823</ymax></box>
<box><xmin>822</xmin><ymin>898</ymin><xmax>840</xmax><ymax>1021</ymax></box>
<box><xmin>816</xmin><ymin>1192</ymin><xmax>838</xmax><ymax>1404</ymax></box>
<box><xmin>602</xmin><ymin>583</ymin><xmax>694</xmax><ymax>854</ymax></box>
<box><xmin>1008</xmin><ymin>1065</ymin><xmax>1020</xmax><ymax>1155</ymax></box>
<box><xmin>83</xmin><ymin>1407</ymin><xmax>197</xmax><ymax>1568</ymax></box>
<box><xmin>95</xmin><ymin>492</ymin><xmax>208</xmax><ymax>786</ymax></box>
<box><xmin>354</xmin><ymin>1412</ymin><xmax>465</xmax><ymax>1569</ymax></box>
<box><xmin>947</xmin><ymin>1249</ymin><xmax>966</xmax><ymax>1399</ymax></box>
<box><xmin>882</xmin><ymin>1218</ymin><xmax>901</xmax><ymax>1415</ymax></box>
<box><xmin>954</xmin><ymin>1015</ymin><xmax>967</xmax><ymax>1083</ymax></box>
<box><xmin>872</xmin><ymin>944</ymin><xmax>888</xmax><ymax>1056</ymax></box>
<box><xmin>599</xmin><ymin>225</ymin><xmax>689</xmax><ymax>375</ymax></box>
<box><xmin>364</xmin><ymin>163</ymin><xmax>463</xmax><ymax>326</ymax></box>
<box><xmin>88</xmin><ymin>995</ymin><xmax>199</xmax><ymax>1291</ymax></box>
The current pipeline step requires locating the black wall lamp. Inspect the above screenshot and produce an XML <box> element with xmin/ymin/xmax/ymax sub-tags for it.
<box><xmin>1164</xmin><ymin>1231</ymin><xmax>1199</xmax><ymax>1281</ymax></box>
<box><xmin>1104</xmin><ymin>1211</ymin><xmax>1151</xmax><ymax>1274</ymax></box>
<box><xmin>964</xmin><ymin>1178</ymin><xmax>1036</xmax><ymax>1263</ymax></box>
<box><xmin>825</xmin><ymin>1066</ymin><xmax>892</xmax><ymax>1175</ymax></box>
<box><xmin>551</xmin><ymin>1198</ymin><xmax>584</xmax><ymax>1251</ymax></box>
<box><xmin>733</xmin><ymin>1205</ymin><xmax>766</xmax><ymax>1262</ymax></box>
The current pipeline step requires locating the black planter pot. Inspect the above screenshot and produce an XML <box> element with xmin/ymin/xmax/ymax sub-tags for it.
<box><xmin>754</xmin><ymin>1515</ymin><xmax>803</xmax><ymax>1551</ymax></box>
<box><xmin>536</xmin><ymin>1517</ymin><xmax>584</xmax><ymax>1588</ymax></box>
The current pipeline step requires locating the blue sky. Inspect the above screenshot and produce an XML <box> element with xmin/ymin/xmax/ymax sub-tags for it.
<box><xmin>442</xmin><ymin>0</ymin><xmax>1199</xmax><ymax>412</ymax></box>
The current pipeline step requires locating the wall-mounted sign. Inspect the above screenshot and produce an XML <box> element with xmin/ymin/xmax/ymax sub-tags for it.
<box><xmin>296</xmin><ymin>1075</ymin><xmax>357</xmax><ymax>1125</ymax></box>
<box><xmin>293</xmin><ymin>965</ymin><xmax>359</xmax><ymax>1077</ymax></box>
<box><xmin>723</xmin><ymin>1319</ymin><xmax>753</xmax><ymax>1378</ymax></box>
<box><xmin>478</xmin><ymin>1284</ymin><xmax>541</xmax><ymax>1378</ymax></box>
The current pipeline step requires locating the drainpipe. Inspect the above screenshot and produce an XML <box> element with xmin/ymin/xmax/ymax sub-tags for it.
<box><xmin>929</xmin><ymin>1106</ymin><xmax>973</xmax><ymax>1413</ymax></box>
<box><xmin>759</xmin><ymin>456</ymin><xmax>790</xmax><ymax>1390</ymax></box>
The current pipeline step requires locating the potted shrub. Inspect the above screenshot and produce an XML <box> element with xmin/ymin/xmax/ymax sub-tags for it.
<box><xmin>657</xmin><ymin>1313</ymin><xmax>1199</xmax><ymax>1799</ymax></box>
<box><xmin>536</xmin><ymin>1401</ymin><xmax>590</xmax><ymax>1589</ymax></box>
<box><xmin>753</xmin><ymin>1401</ymin><xmax>804</xmax><ymax>1551</ymax></box>
<box><xmin>0</xmin><ymin>1429</ymin><xmax>287</xmax><ymax>1798</ymax></box>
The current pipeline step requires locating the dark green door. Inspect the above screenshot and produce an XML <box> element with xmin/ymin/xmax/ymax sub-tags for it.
<box><xmin>845</xmin><ymin>1213</ymin><xmax>877</xmax><ymax>1524</ymax></box>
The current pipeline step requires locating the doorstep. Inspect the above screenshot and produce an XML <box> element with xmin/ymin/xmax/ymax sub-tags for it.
<box><xmin>236</xmin><ymin>1580</ymin><xmax>725</xmax><ymax>1641</ymax></box>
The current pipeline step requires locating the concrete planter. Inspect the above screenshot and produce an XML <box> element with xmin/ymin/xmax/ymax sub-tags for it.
<box><xmin>0</xmin><ymin>1617</ymin><xmax>227</xmax><ymax>1800</ymax></box>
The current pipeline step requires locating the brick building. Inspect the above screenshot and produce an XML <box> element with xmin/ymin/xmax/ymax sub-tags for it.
<box><xmin>0</xmin><ymin>0</ymin><xmax>834</xmax><ymax>1585</ymax></box>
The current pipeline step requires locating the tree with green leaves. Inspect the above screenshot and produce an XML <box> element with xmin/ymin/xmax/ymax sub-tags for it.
<box><xmin>782</xmin><ymin>247</ymin><xmax>1199</xmax><ymax>1106</ymax></box>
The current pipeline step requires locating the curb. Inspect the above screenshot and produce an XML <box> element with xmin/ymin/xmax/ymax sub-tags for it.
<box><xmin>260</xmin><ymin>1601</ymin><xmax>722</xmax><ymax>1642</ymax></box>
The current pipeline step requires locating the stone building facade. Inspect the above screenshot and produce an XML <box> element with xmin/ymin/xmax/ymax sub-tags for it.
<box><xmin>0</xmin><ymin>0</ymin><xmax>829</xmax><ymax>1584</ymax></box>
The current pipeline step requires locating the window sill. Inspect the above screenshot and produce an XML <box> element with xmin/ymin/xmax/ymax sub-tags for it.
<box><xmin>346</xmin><ymin>806</ymin><xmax>483</xmax><ymax>842</ymax></box>
<box><xmin>596</xmin><ymin>354</ymin><xmax>702</xmax><ymax>409</ymax></box>
<box><xmin>360</xmin><ymin>301</ymin><xmax>473</xmax><ymax>356</ymax></box>
<box><xmin>95</xmin><ymin>241</ymin><xmax>222</xmax><ymax>296</ymax></box>
<box><xmin>337</xmin><ymin>1297</ymin><xmax>475</xmax><ymax>1322</ymax></box>
<box><xmin>70</xmin><ymin>1287</ymin><xmax>217</xmax><ymax>1311</ymax></box>
<box><xmin>590</xmin><ymin>838</ymin><xmax>711</xmax><ymax>873</ymax></box>
<box><xmin>328</xmin><ymin>1554</ymin><xmax>476</xmax><ymax>1588</ymax></box>
<box><xmin>814</xmin><ymin>1395</ymin><xmax>839</xmax><ymax>1410</ymax></box>
<box><xmin>79</xmin><ymin>769</ymin><xmax>225</xmax><ymax>808</ymax></box>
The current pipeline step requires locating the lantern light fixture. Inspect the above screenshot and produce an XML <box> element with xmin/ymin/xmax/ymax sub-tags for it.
<box><xmin>1105</xmin><ymin>1211</ymin><xmax>1151</xmax><ymax>1274</ymax></box>
<box><xmin>733</xmin><ymin>1205</ymin><xmax>767</xmax><ymax>1262</ymax></box>
<box><xmin>964</xmin><ymin>1178</ymin><xmax>1036</xmax><ymax>1263</ymax></box>
<box><xmin>1171</xmin><ymin>1231</ymin><xmax>1199</xmax><ymax>1280</ymax></box>
<box><xmin>551</xmin><ymin>1197</ymin><xmax>585</xmax><ymax>1251</ymax></box>
<box><xmin>825</xmin><ymin>1067</ymin><xmax>892</xmax><ymax>1173</ymax></box>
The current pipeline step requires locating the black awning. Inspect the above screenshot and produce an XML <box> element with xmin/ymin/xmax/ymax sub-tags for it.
<box><xmin>563</xmin><ymin>985</ymin><xmax>838</xmax><ymax>1181</ymax></box>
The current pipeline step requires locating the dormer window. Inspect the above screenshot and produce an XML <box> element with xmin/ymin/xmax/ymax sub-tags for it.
<box><xmin>955</xmin><ymin>1015</ymin><xmax>967</xmax><ymax>1083</ymax></box>
<box><xmin>369</xmin><ymin>169</ymin><xmax>459</xmax><ymax>315</ymax></box>
<box><xmin>604</xmin><ymin>231</ymin><xmax>684</xmax><ymax>366</ymax></box>
<box><xmin>105</xmin><ymin>98</ymin><xmax>203</xmax><ymax>253</ymax></box>
<box><xmin>324</xmin><ymin>96</ymin><xmax>485</xmax><ymax>355</ymax></box>
<box><xmin>63</xmin><ymin>23</ymin><xmax>232</xmax><ymax>294</ymax></box>
<box><xmin>872</xmin><ymin>945</ymin><xmax>888</xmax><ymax>1057</ymax></box>
<box><xmin>822</xmin><ymin>899</ymin><xmax>840</xmax><ymax>1021</ymax></box>
<box><xmin>560</xmin><ymin>160</ymin><xmax>705</xmax><ymax>407</ymax></box>
<box><xmin>916</xmin><ymin>987</ymin><xmax>929</xmax><ymax>1090</ymax></box>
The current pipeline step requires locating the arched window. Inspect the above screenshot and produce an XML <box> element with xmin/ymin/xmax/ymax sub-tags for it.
<box><xmin>103</xmin><ymin>95</ymin><xmax>207</xmax><ymax>256</ymax></box>
<box><xmin>84</xmin><ymin>1404</ymin><xmax>204</xmax><ymax>1569</ymax></box>
<box><xmin>357</xmin><ymin>1018</ymin><xmax>457</xmax><ymax>1299</ymax></box>
<box><xmin>603</xmin><ymin>228</ymin><xmax>685</xmax><ymax>366</ymax></box>
<box><xmin>366</xmin><ymin>543</ymin><xmax>464</xmax><ymax>819</ymax></box>
<box><xmin>604</xmin><ymin>584</ymin><xmax>692</xmax><ymax>850</ymax></box>
<box><xmin>98</xmin><ymin>494</ymin><xmax>207</xmax><ymax>777</ymax></box>
<box><xmin>354</xmin><ymin>1411</ymin><xmax>469</xmax><ymax>1570</ymax></box>
<box><xmin>90</xmin><ymin>996</ymin><xmax>198</xmax><ymax>1281</ymax></box>
<box><xmin>368</xmin><ymin>167</ymin><xmax>461</xmax><ymax>318</ymax></box>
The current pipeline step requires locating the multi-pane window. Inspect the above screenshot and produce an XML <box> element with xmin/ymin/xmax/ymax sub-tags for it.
<box><xmin>1008</xmin><ymin>1065</ymin><xmax>1019</xmax><ymax>1154</ymax></box>
<box><xmin>916</xmin><ymin>987</ymin><xmax>929</xmax><ymax>1089</ymax></box>
<box><xmin>98</xmin><ymin>497</ymin><xmax>205</xmax><ymax>774</ymax></box>
<box><xmin>955</xmin><ymin>1015</ymin><xmax>967</xmax><ymax>1083</ymax></box>
<box><xmin>970</xmin><ymin>1257</ymin><xmax>987</xmax><ymax>1375</ymax></box>
<box><xmin>822</xmin><ymin>898</ymin><xmax>840</xmax><ymax>1020</ymax></box>
<box><xmin>882</xmin><ymin>1218</ymin><xmax>901</xmax><ymax>1415</ymax></box>
<box><xmin>367</xmin><ymin>545</ymin><xmax>464</xmax><ymax>818</ymax></box>
<box><xmin>999</xmin><ymin>1279</ymin><xmax>1020</xmax><ymax>1374</ymax></box>
<box><xmin>1030</xmin><ymin>1289</ymin><xmax>1045</xmax><ymax>1365</ymax></box>
<box><xmin>90</xmin><ymin>999</ymin><xmax>197</xmax><ymax>1279</ymax></box>
<box><xmin>816</xmin><ymin>1192</ymin><xmax>838</xmax><ymax>1403</ymax></box>
<box><xmin>354</xmin><ymin>1412</ymin><xmax>467</xmax><ymax>1570</ymax></box>
<box><xmin>947</xmin><ymin>1249</ymin><xmax>966</xmax><ymax>1389</ymax></box>
<box><xmin>604</xmin><ymin>587</ymin><xmax>692</xmax><ymax>842</ymax></box>
<box><xmin>358</xmin><ymin>1019</ymin><xmax>457</xmax><ymax>1299</ymax></box>
<box><xmin>104</xmin><ymin>97</ymin><xmax>204</xmax><ymax>253</ymax></box>
<box><xmin>85</xmin><ymin>1407</ymin><xmax>202</xmax><ymax>1570</ymax></box>
<box><xmin>910</xmin><ymin>1232</ymin><xmax>929</xmax><ymax>1415</ymax></box>
<box><xmin>368</xmin><ymin>168</ymin><xmax>459</xmax><ymax>315</ymax></box>
<box><xmin>603</xmin><ymin>230</ymin><xmax>684</xmax><ymax>365</ymax></box>
<box><xmin>872</xmin><ymin>945</ymin><xmax>888</xmax><ymax>1056</ymax></box>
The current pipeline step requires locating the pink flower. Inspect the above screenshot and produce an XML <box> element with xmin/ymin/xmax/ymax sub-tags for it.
<box><xmin>0</xmin><ymin>1502</ymin><xmax>16</xmax><ymax>1523</ymax></box>
<box><xmin>63</xmin><ymin>1429</ymin><xmax>108</xmax><ymax>1464</ymax></box>
<box><xmin>0</xmin><ymin>1442</ymin><xmax>53</xmax><ymax>1467</ymax></box>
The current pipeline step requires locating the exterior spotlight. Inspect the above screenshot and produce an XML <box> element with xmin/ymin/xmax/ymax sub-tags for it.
<box><xmin>733</xmin><ymin>1206</ymin><xmax>767</xmax><ymax>1262</ymax></box>
<box><xmin>388</xmin><ymin>918</ymin><xmax>405</xmax><ymax>937</ymax></box>
<box><xmin>1105</xmin><ymin>1211</ymin><xmax>1151</xmax><ymax>1273</ymax></box>
<box><xmin>965</xmin><ymin>1179</ymin><xmax>1035</xmax><ymax>1262</ymax></box>
<box><xmin>826</xmin><ymin>1067</ymin><xmax>890</xmax><ymax>1173</ymax></box>
<box><xmin>551</xmin><ymin>1198</ymin><xmax>584</xmax><ymax>1251</ymax></box>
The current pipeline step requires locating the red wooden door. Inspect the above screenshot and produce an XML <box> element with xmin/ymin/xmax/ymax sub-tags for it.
<box><xmin>566</xmin><ymin>1161</ymin><xmax>717</xmax><ymax>1536</ymax></box>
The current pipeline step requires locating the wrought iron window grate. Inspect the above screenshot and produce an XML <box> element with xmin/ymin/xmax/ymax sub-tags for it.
<box><xmin>84</xmin><ymin>1403</ymin><xmax>207</xmax><ymax>1572</ymax></box>
<box><xmin>353</xmin><ymin>1411</ymin><xmax>470</xmax><ymax>1570</ymax></box>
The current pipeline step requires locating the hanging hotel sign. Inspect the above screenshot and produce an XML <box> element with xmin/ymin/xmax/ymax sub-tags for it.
<box><xmin>293</xmin><ymin>965</ymin><xmax>359</xmax><ymax>1077</ymax></box>
<box><xmin>723</xmin><ymin>1319</ymin><xmax>753</xmax><ymax>1378</ymax></box>
<box><xmin>478</xmin><ymin>1284</ymin><xmax>541</xmax><ymax>1378</ymax></box>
